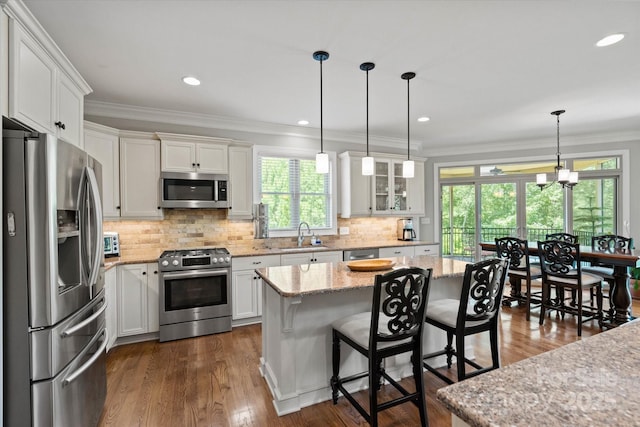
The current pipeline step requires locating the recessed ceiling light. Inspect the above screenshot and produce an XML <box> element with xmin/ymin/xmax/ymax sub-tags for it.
<box><xmin>182</xmin><ymin>76</ymin><xmax>201</xmax><ymax>86</ymax></box>
<box><xmin>596</xmin><ymin>33</ymin><xmax>625</xmax><ymax>47</ymax></box>
<box><xmin>297</xmin><ymin>120</ymin><xmax>309</xmax><ymax>125</ymax></box>
<box><xmin>417</xmin><ymin>116</ymin><xmax>430</xmax><ymax>122</ymax></box>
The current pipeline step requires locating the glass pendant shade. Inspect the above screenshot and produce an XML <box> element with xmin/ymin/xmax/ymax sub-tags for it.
<box><xmin>316</xmin><ymin>152</ymin><xmax>329</xmax><ymax>174</ymax></box>
<box><xmin>569</xmin><ymin>171</ymin><xmax>579</xmax><ymax>185</ymax></box>
<box><xmin>402</xmin><ymin>160</ymin><xmax>415</xmax><ymax>178</ymax></box>
<box><xmin>557</xmin><ymin>168</ymin><xmax>570</xmax><ymax>183</ymax></box>
<box><xmin>362</xmin><ymin>156</ymin><xmax>374</xmax><ymax>176</ymax></box>
<box><xmin>536</xmin><ymin>173</ymin><xmax>547</xmax><ymax>185</ymax></box>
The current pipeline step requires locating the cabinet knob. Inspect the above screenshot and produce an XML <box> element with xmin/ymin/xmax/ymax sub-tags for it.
<box><xmin>192</xmin><ymin>163</ymin><xmax>196</xmax><ymax>167</ymax></box>
<box><xmin>142</xmin><ymin>271</ymin><xmax>147</xmax><ymax>275</ymax></box>
<box><xmin>157</xmin><ymin>206</ymin><xmax>161</xmax><ymax>209</ymax></box>
<box><xmin>197</xmin><ymin>163</ymin><xmax>200</xmax><ymax>167</ymax></box>
<box><xmin>54</xmin><ymin>121</ymin><xmax>66</xmax><ymax>130</ymax></box>
<box><xmin>154</xmin><ymin>271</ymin><xmax>158</xmax><ymax>274</ymax></box>
<box><xmin>116</xmin><ymin>206</ymin><xmax>121</xmax><ymax>209</ymax></box>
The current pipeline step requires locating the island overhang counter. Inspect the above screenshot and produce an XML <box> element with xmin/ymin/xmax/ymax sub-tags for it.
<box><xmin>255</xmin><ymin>255</ymin><xmax>469</xmax><ymax>415</ymax></box>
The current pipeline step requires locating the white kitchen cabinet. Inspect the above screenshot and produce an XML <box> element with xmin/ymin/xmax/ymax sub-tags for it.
<box><xmin>116</xmin><ymin>262</ymin><xmax>159</xmax><ymax>337</ymax></box>
<box><xmin>379</xmin><ymin>246</ymin><xmax>415</xmax><ymax>258</ymax></box>
<box><xmin>232</xmin><ymin>255</ymin><xmax>280</xmax><ymax>325</ymax></box>
<box><xmin>280</xmin><ymin>250</ymin><xmax>343</xmax><ymax>266</ymax></box>
<box><xmin>147</xmin><ymin>263</ymin><xmax>160</xmax><ymax>333</ymax></box>
<box><xmin>413</xmin><ymin>244</ymin><xmax>440</xmax><ymax>257</ymax></box>
<box><xmin>119</xmin><ymin>134</ymin><xmax>163</xmax><ymax>219</ymax></box>
<box><xmin>372</xmin><ymin>159</ymin><xmax>410</xmax><ymax>215</ymax></box>
<box><xmin>339</xmin><ymin>151</ymin><xmax>371</xmax><ymax>218</ymax></box>
<box><xmin>84</xmin><ymin>121</ymin><xmax>120</xmax><ymax>219</ymax></box>
<box><xmin>228</xmin><ymin>145</ymin><xmax>253</xmax><ymax>218</ymax></box>
<box><xmin>157</xmin><ymin>133</ymin><xmax>229</xmax><ymax>174</ymax></box>
<box><xmin>104</xmin><ymin>267</ymin><xmax>118</xmax><ymax>351</ymax></box>
<box><xmin>406</xmin><ymin>160</ymin><xmax>425</xmax><ymax>215</ymax></box>
<box><xmin>7</xmin><ymin>16</ymin><xmax>90</xmax><ymax>148</ymax></box>
<box><xmin>117</xmin><ymin>263</ymin><xmax>148</xmax><ymax>337</ymax></box>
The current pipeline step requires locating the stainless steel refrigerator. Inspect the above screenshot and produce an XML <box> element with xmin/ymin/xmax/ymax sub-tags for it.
<box><xmin>3</xmin><ymin>122</ymin><xmax>106</xmax><ymax>427</ymax></box>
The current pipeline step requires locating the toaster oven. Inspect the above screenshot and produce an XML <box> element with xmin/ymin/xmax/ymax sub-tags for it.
<box><xmin>104</xmin><ymin>232</ymin><xmax>120</xmax><ymax>257</ymax></box>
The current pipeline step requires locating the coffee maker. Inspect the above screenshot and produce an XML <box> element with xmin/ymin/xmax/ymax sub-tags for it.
<box><xmin>397</xmin><ymin>218</ymin><xmax>416</xmax><ymax>241</ymax></box>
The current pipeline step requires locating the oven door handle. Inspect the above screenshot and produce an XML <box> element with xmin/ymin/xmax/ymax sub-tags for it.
<box><xmin>161</xmin><ymin>269</ymin><xmax>228</xmax><ymax>280</ymax></box>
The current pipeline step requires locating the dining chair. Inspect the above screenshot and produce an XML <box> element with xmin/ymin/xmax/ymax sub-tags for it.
<box><xmin>545</xmin><ymin>232</ymin><xmax>579</xmax><ymax>305</ymax></box>
<box><xmin>495</xmin><ymin>237</ymin><xmax>542</xmax><ymax>321</ymax></box>
<box><xmin>545</xmin><ymin>232</ymin><xmax>579</xmax><ymax>244</ymax></box>
<box><xmin>330</xmin><ymin>267</ymin><xmax>432</xmax><ymax>427</ymax></box>
<box><xmin>537</xmin><ymin>240</ymin><xmax>604</xmax><ymax>336</ymax></box>
<box><xmin>582</xmin><ymin>235</ymin><xmax>634</xmax><ymax>319</ymax></box>
<box><xmin>422</xmin><ymin>258</ymin><xmax>509</xmax><ymax>384</ymax></box>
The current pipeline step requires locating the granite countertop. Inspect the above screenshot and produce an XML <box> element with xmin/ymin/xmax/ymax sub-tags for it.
<box><xmin>255</xmin><ymin>255</ymin><xmax>469</xmax><ymax>297</ymax></box>
<box><xmin>102</xmin><ymin>240</ymin><xmax>438</xmax><ymax>270</ymax></box>
<box><xmin>436</xmin><ymin>320</ymin><xmax>640</xmax><ymax>427</ymax></box>
<box><xmin>228</xmin><ymin>240</ymin><xmax>436</xmax><ymax>257</ymax></box>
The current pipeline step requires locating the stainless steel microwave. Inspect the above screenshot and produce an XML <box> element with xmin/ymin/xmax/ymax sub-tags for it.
<box><xmin>160</xmin><ymin>172</ymin><xmax>229</xmax><ymax>208</ymax></box>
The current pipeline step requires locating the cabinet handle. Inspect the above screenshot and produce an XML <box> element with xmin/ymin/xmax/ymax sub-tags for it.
<box><xmin>394</xmin><ymin>251</ymin><xmax>401</xmax><ymax>254</ymax></box>
<box><xmin>252</xmin><ymin>261</ymin><xmax>262</xmax><ymax>265</ymax></box>
<box><xmin>55</xmin><ymin>121</ymin><xmax>66</xmax><ymax>130</ymax></box>
<box><xmin>116</xmin><ymin>206</ymin><xmax>120</xmax><ymax>209</ymax></box>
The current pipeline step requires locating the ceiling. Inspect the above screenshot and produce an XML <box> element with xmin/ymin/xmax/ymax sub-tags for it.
<box><xmin>23</xmin><ymin>0</ymin><xmax>640</xmax><ymax>155</ymax></box>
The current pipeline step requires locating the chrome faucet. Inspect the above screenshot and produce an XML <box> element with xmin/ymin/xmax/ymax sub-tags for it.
<box><xmin>297</xmin><ymin>221</ymin><xmax>311</xmax><ymax>247</ymax></box>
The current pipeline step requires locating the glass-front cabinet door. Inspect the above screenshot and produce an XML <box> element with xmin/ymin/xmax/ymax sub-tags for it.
<box><xmin>372</xmin><ymin>159</ymin><xmax>409</xmax><ymax>214</ymax></box>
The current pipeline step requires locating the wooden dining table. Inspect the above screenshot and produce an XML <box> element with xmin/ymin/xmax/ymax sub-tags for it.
<box><xmin>480</xmin><ymin>241</ymin><xmax>639</xmax><ymax>325</ymax></box>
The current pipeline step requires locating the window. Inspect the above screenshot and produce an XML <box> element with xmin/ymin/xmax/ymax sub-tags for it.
<box><xmin>438</xmin><ymin>155</ymin><xmax>623</xmax><ymax>260</ymax></box>
<box><xmin>257</xmin><ymin>148</ymin><xmax>335</xmax><ymax>235</ymax></box>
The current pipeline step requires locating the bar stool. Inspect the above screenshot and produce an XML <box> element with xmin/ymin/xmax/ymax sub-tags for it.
<box><xmin>422</xmin><ymin>258</ymin><xmax>509</xmax><ymax>384</ymax></box>
<box><xmin>495</xmin><ymin>237</ymin><xmax>542</xmax><ymax>320</ymax></box>
<box><xmin>330</xmin><ymin>267</ymin><xmax>432</xmax><ymax>427</ymax></box>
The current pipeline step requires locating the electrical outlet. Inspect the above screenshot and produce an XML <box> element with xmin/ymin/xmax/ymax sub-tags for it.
<box><xmin>339</xmin><ymin>226</ymin><xmax>350</xmax><ymax>235</ymax></box>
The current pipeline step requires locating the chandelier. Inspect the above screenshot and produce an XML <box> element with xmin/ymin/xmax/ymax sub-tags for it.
<box><xmin>536</xmin><ymin>109</ymin><xmax>578</xmax><ymax>190</ymax></box>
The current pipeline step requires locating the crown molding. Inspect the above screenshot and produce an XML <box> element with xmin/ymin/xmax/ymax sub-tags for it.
<box><xmin>84</xmin><ymin>100</ymin><xmax>421</xmax><ymax>151</ymax></box>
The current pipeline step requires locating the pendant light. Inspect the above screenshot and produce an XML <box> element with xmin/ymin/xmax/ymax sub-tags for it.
<box><xmin>360</xmin><ymin>62</ymin><xmax>375</xmax><ymax>176</ymax></box>
<box><xmin>313</xmin><ymin>50</ymin><xmax>330</xmax><ymax>174</ymax></box>
<box><xmin>401</xmin><ymin>72</ymin><xmax>416</xmax><ymax>178</ymax></box>
<box><xmin>536</xmin><ymin>109</ymin><xmax>578</xmax><ymax>190</ymax></box>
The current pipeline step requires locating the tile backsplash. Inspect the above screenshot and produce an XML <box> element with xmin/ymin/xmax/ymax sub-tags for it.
<box><xmin>103</xmin><ymin>209</ymin><xmax>405</xmax><ymax>257</ymax></box>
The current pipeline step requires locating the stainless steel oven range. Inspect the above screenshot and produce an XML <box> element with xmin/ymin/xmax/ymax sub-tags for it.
<box><xmin>158</xmin><ymin>248</ymin><xmax>232</xmax><ymax>342</ymax></box>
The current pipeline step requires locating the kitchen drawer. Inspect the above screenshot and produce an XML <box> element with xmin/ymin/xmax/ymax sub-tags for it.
<box><xmin>233</xmin><ymin>255</ymin><xmax>280</xmax><ymax>271</ymax></box>
<box><xmin>379</xmin><ymin>246</ymin><xmax>414</xmax><ymax>258</ymax></box>
<box><xmin>414</xmin><ymin>244</ymin><xmax>440</xmax><ymax>256</ymax></box>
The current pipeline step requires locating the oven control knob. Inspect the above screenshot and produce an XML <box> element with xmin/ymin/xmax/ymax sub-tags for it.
<box><xmin>161</xmin><ymin>260</ymin><xmax>169</xmax><ymax>267</ymax></box>
<box><xmin>172</xmin><ymin>260</ymin><xmax>179</xmax><ymax>266</ymax></box>
<box><xmin>225</xmin><ymin>257</ymin><xmax>231</xmax><ymax>263</ymax></box>
<box><xmin>212</xmin><ymin>257</ymin><xmax>218</xmax><ymax>263</ymax></box>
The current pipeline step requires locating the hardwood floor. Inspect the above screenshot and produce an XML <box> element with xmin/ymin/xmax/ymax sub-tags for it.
<box><xmin>99</xmin><ymin>297</ymin><xmax>639</xmax><ymax>427</ymax></box>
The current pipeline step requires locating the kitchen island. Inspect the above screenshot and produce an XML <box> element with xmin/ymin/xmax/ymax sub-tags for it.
<box><xmin>437</xmin><ymin>320</ymin><xmax>640</xmax><ymax>427</ymax></box>
<box><xmin>255</xmin><ymin>255</ymin><xmax>469</xmax><ymax>415</ymax></box>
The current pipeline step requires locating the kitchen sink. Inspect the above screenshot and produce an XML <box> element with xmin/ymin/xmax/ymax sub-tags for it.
<box><xmin>280</xmin><ymin>246</ymin><xmax>328</xmax><ymax>252</ymax></box>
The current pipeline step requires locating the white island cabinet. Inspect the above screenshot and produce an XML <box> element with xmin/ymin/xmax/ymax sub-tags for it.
<box><xmin>256</xmin><ymin>256</ymin><xmax>470</xmax><ymax>415</ymax></box>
